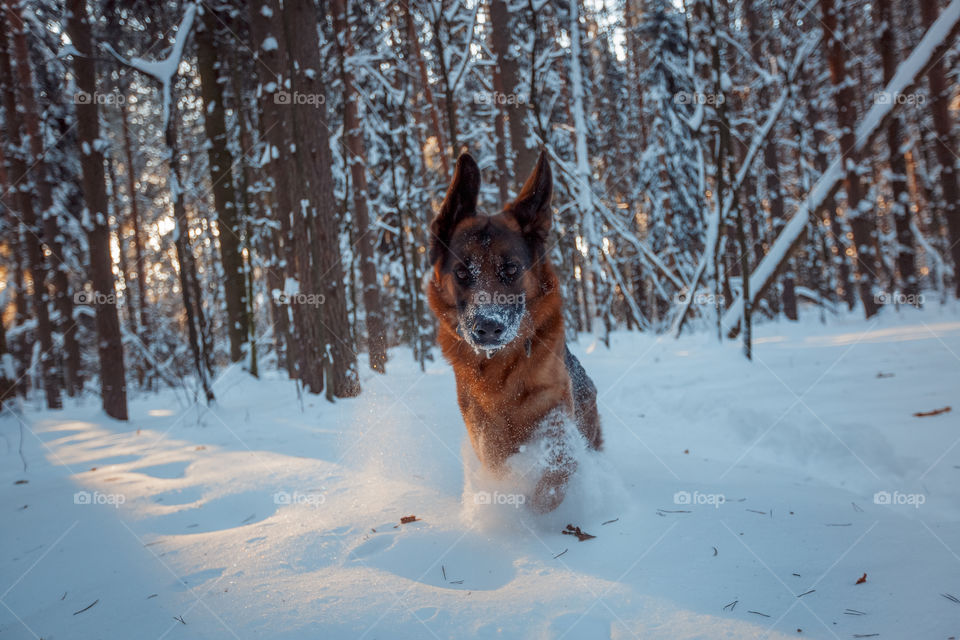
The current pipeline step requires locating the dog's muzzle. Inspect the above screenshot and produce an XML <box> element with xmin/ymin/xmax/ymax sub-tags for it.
<box><xmin>460</xmin><ymin>303</ymin><xmax>525</xmax><ymax>354</ymax></box>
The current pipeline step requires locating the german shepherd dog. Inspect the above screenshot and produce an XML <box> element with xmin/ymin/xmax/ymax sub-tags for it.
<box><xmin>427</xmin><ymin>151</ymin><xmax>602</xmax><ymax>513</ymax></box>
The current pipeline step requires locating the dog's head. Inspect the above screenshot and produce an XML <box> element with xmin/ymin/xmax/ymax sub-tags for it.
<box><xmin>429</xmin><ymin>151</ymin><xmax>554</xmax><ymax>354</ymax></box>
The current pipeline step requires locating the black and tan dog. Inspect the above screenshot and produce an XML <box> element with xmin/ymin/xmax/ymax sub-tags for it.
<box><xmin>427</xmin><ymin>151</ymin><xmax>602</xmax><ymax>512</ymax></box>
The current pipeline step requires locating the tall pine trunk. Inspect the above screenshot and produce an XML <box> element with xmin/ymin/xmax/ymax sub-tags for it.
<box><xmin>332</xmin><ymin>0</ymin><xmax>388</xmax><ymax>373</ymax></box>
<box><xmin>6</xmin><ymin>3</ymin><xmax>81</xmax><ymax>394</ymax></box>
<box><xmin>197</xmin><ymin>6</ymin><xmax>247</xmax><ymax>363</ymax></box>
<box><xmin>820</xmin><ymin>0</ymin><xmax>879</xmax><ymax>317</ymax></box>
<box><xmin>65</xmin><ymin>0</ymin><xmax>128</xmax><ymax>420</ymax></box>
<box><xmin>170</xmin><ymin>113</ymin><xmax>215</xmax><ymax>403</ymax></box>
<box><xmin>282</xmin><ymin>0</ymin><xmax>360</xmax><ymax>398</ymax></box>
<box><xmin>0</xmin><ymin>12</ymin><xmax>60</xmax><ymax>409</ymax></box>
<box><xmin>0</xmin><ymin>140</ymin><xmax>29</xmax><ymax>396</ymax></box>
<box><xmin>876</xmin><ymin>0</ymin><xmax>919</xmax><ymax>299</ymax></box>
<box><xmin>404</xmin><ymin>4</ymin><xmax>449</xmax><ymax>178</ymax></box>
<box><xmin>919</xmin><ymin>0</ymin><xmax>960</xmax><ymax>296</ymax></box>
<box><xmin>489</xmin><ymin>0</ymin><xmax>537</xmax><ymax>186</ymax></box>
<box><xmin>248</xmin><ymin>0</ymin><xmax>313</xmax><ymax>387</ymax></box>
<box><xmin>119</xmin><ymin>94</ymin><xmax>152</xmax><ymax>389</ymax></box>
<box><xmin>0</xmin><ymin>142</ymin><xmax>17</xmax><ymax>403</ymax></box>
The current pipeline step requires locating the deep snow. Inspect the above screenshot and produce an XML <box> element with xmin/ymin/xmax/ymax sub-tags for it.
<box><xmin>2</xmin><ymin>306</ymin><xmax>960</xmax><ymax>639</ymax></box>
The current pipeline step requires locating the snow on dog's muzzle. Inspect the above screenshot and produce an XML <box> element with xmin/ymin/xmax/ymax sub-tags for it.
<box><xmin>460</xmin><ymin>292</ymin><xmax>525</xmax><ymax>354</ymax></box>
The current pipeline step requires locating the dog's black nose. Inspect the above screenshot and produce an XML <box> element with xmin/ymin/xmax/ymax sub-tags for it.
<box><xmin>472</xmin><ymin>317</ymin><xmax>505</xmax><ymax>344</ymax></box>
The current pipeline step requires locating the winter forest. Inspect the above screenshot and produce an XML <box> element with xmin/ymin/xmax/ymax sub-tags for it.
<box><xmin>2</xmin><ymin>0</ymin><xmax>960</xmax><ymax>637</ymax></box>
<box><xmin>0</xmin><ymin>0</ymin><xmax>955</xmax><ymax>414</ymax></box>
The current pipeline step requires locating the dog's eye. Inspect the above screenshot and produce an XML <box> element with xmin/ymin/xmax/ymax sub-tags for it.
<box><xmin>454</xmin><ymin>266</ymin><xmax>470</xmax><ymax>282</ymax></box>
<box><xmin>503</xmin><ymin>263</ymin><xmax>519</xmax><ymax>277</ymax></box>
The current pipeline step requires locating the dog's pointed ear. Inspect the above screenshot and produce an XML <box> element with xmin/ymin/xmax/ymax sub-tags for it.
<box><xmin>430</xmin><ymin>152</ymin><xmax>480</xmax><ymax>264</ymax></box>
<box><xmin>510</xmin><ymin>150</ymin><xmax>553</xmax><ymax>248</ymax></box>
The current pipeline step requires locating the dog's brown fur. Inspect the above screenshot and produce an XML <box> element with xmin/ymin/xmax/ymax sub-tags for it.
<box><xmin>427</xmin><ymin>151</ymin><xmax>601</xmax><ymax>512</ymax></box>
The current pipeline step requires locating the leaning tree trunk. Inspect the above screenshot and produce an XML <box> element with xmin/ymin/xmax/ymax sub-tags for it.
<box><xmin>919</xmin><ymin>0</ymin><xmax>960</xmax><ymax>296</ymax></box>
<box><xmin>0</xmin><ymin>13</ymin><xmax>60</xmax><ymax>409</ymax></box>
<box><xmin>332</xmin><ymin>0</ymin><xmax>387</xmax><ymax>374</ymax></box>
<box><xmin>65</xmin><ymin>0</ymin><xmax>128</xmax><ymax>420</ymax></box>
<box><xmin>197</xmin><ymin>5</ymin><xmax>247</xmax><ymax>363</ymax></box>
<box><xmin>820</xmin><ymin>0</ymin><xmax>880</xmax><ymax>317</ymax></box>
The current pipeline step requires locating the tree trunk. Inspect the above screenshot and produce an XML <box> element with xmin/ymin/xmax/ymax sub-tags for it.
<box><xmin>430</xmin><ymin>11</ymin><xmax>459</xmax><ymax>164</ymax></box>
<box><xmin>0</xmin><ymin>141</ymin><xmax>29</xmax><ymax>396</ymax></box>
<box><xmin>919</xmin><ymin>0</ymin><xmax>960</xmax><ymax>297</ymax></box>
<box><xmin>107</xmin><ymin>158</ymin><xmax>137</xmax><ymax>336</ymax></box>
<box><xmin>226</xmin><ymin>52</ymin><xmax>261</xmax><ymax>378</ymax></box>
<box><xmin>820</xmin><ymin>0</ymin><xmax>879</xmax><ymax>317</ymax></box>
<box><xmin>7</xmin><ymin>8</ymin><xmax>81</xmax><ymax>394</ymax></box>
<box><xmin>0</xmin><ymin>143</ymin><xmax>17</xmax><ymax>403</ymax></box>
<box><xmin>404</xmin><ymin>3</ymin><xmax>449</xmax><ymax>178</ymax></box>
<box><xmin>65</xmin><ymin>0</ymin><xmax>128</xmax><ymax>420</ymax></box>
<box><xmin>170</xmin><ymin>115</ymin><xmax>215</xmax><ymax>403</ymax></box>
<box><xmin>806</xmin><ymin>92</ymin><xmax>855</xmax><ymax>309</ymax></box>
<box><xmin>0</xmin><ymin>12</ymin><xmax>60</xmax><ymax>409</ymax></box>
<box><xmin>491</xmin><ymin>44</ymin><xmax>511</xmax><ymax>205</ymax></box>
<box><xmin>743</xmin><ymin>0</ymin><xmax>795</xmax><ymax>320</ymax></box>
<box><xmin>120</xmin><ymin>97</ymin><xmax>150</xmax><ymax>340</ymax></box>
<box><xmin>282</xmin><ymin>0</ymin><xmax>360</xmax><ymax>399</ymax></box>
<box><xmin>876</xmin><ymin>0</ymin><xmax>919</xmax><ymax>299</ymax></box>
<box><xmin>197</xmin><ymin>5</ymin><xmax>247</xmax><ymax>362</ymax></box>
<box><xmin>332</xmin><ymin>0</ymin><xmax>388</xmax><ymax>373</ymax></box>
<box><xmin>248</xmin><ymin>0</ymin><xmax>316</xmax><ymax>389</ymax></box>
<box><xmin>489</xmin><ymin>0</ymin><xmax>537</xmax><ymax>186</ymax></box>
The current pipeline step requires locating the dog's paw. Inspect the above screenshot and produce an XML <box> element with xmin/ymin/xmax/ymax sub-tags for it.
<box><xmin>531</xmin><ymin>470</ymin><xmax>569</xmax><ymax>513</ymax></box>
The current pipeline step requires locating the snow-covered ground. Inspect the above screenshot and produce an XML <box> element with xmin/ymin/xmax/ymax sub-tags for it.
<box><xmin>2</xmin><ymin>306</ymin><xmax>960</xmax><ymax>639</ymax></box>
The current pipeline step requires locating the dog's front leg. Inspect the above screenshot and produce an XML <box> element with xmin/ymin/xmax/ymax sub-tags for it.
<box><xmin>528</xmin><ymin>410</ymin><xmax>579</xmax><ymax>513</ymax></box>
